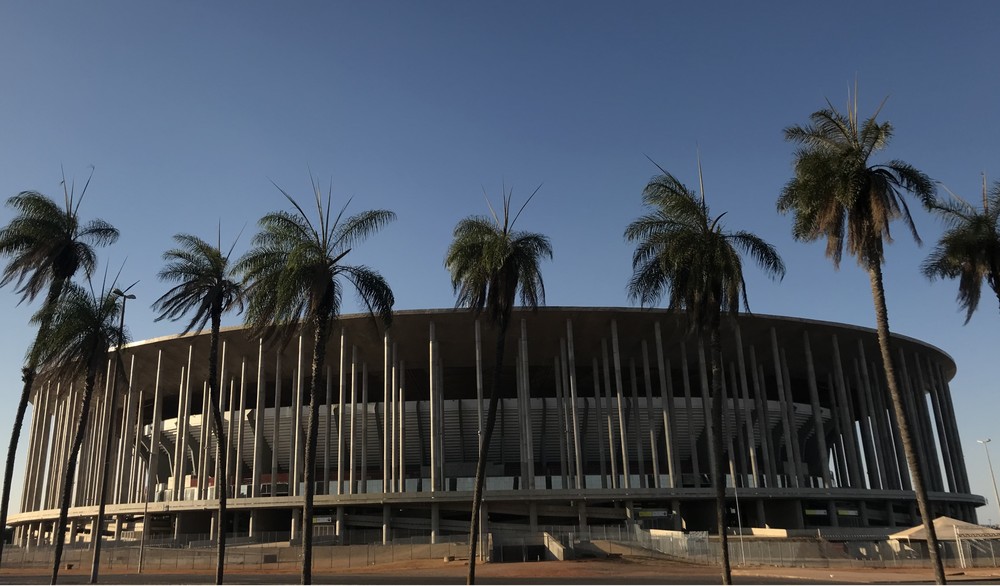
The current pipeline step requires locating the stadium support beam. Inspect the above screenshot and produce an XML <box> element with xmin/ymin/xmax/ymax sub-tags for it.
<box><xmin>803</xmin><ymin>331</ymin><xmax>831</xmax><ymax>488</ymax></box>
<box><xmin>654</xmin><ymin>323</ymin><xmax>676</xmax><ymax>489</ymax></box>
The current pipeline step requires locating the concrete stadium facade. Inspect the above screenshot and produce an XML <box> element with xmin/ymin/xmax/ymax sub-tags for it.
<box><xmin>8</xmin><ymin>307</ymin><xmax>985</xmax><ymax>545</ymax></box>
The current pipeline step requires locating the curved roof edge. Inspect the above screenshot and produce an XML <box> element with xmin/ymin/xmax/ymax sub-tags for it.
<box><xmin>124</xmin><ymin>306</ymin><xmax>957</xmax><ymax>375</ymax></box>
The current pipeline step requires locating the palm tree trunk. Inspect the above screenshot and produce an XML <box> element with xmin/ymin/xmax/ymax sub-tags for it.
<box><xmin>51</xmin><ymin>370</ymin><xmax>98</xmax><ymax>584</ymax></box>
<box><xmin>207</xmin><ymin>310</ymin><xmax>227</xmax><ymax>585</ymax></box>
<box><xmin>303</xmin><ymin>311</ymin><xmax>332</xmax><ymax>585</ymax></box>
<box><xmin>466</xmin><ymin>318</ymin><xmax>509</xmax><ymax>585</ymax></box>
<box><xmin>0</xmin><ymin>368</ymin><xmax>34</xmax><ymax>568</ymax></box>
<box><xmin>868</xmin><ymin>264</ymin><xmax>946</xmax><ymax>585</ymax></box>
<box><xmin>709</xmin><ymin>321</ymin><xmax>732</xmax><ymax>585</ymax></box>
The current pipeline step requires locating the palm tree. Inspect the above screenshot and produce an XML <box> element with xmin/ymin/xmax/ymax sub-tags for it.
<box><xmin>777</xmin><ymin>93</ymin><xmax>945</xmax><ymax>583</ymax></box>
<box><xmin>626</xmin><ymin>163</ymin><xmax>784</xmax><ymax>585</ymax></box>
<box><xmin>0</xmin><ymin>176</ymin><xmax>118</xmax><ymax>567</ymax></box>
<box><xmin>28</xmin><ymin>282</ymin><xmax>124</xmax><ymax>584</ymax></box>
<box><xmin>152</xmin><ymin>233</ymin><xmax>244</xmax><ymax>584</ymax></box>
<box><xmin>922</xmin><ymin>177</ymin><xmax>1000</xmax><ymax>323</ymax></box>
<box><xmin>235</xmin><ymin>178</ymin><xmax>394</xmax><ymax>585</ymax></box>
<box><xmin>444</xmin><ymin>186</ymin><xmax>551</xmax><ymax>585</ymax></box>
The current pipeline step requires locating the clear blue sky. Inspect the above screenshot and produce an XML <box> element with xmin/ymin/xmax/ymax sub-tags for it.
<box><xmin>2</xmin><ymin>1</ymin><xmax>999</xmax><ymax>522</ymax></box>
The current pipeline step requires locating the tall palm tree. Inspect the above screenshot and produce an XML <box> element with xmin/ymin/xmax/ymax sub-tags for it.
<box><xmin>777</xmin><ymin>93</ymin><xmax>945</xmax><ymax>583</ymax></box>
<box><xmin>922</xmin><ymin>177</ymin><xmax>1000</xmax><ymax>323</ymax></box>
<box><xmin>0</xmin><ymin>176</ymin><xmax>118</xmax><ymax>567</ymax></box>
<box><xmin>152</xmin><ymin>233</ymin><xmax>244</xmax><ymax>584</ymax></box>
<box><xmin>626</xmin><ymin>164</ymin><xmax>784</xmax><ymax>585</ymax></box>
<box><xmin>235</xmin><ymin>178</ymin><xmax>394</xmax><ymax>585</ymax></box>
<box><xmin>28</xmin><ymin>282</ymin><xmax>124</xmax><ymax>584</ymax></box>
<box><xmin>445</xmin><ymin>186</ymin><xmax>551</xmax><ymax>585</ymax></box>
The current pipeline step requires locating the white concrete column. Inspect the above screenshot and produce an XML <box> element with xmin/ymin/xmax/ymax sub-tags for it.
<box><xmin>696</xmin><ymin>338</ymin><xmax>717</xmax><ymax>488</ymax></box>
<box><xmin>769</xmin><ymin>329</ymin><xmax>798</xmax><ymax>488</ymax></box>
<box><xmin>171</xmin><ymin>367</ymin><xmax>187</xmax><ymax>500</ymax></box>
<box><xmin>553</xmin><ymin>353</ymin><xmax>569</xmax><ymax>488</ymax></box>
<box><xmin>336</xmin><ymin>329</ymin><xmax>347</xmax><ymax>495</ymax></box>
<box><xmin>680</xmin><ymin>342</ymin><xmax>701</xmax><ymax>488</ymax></box>
<box><xmin>428</xmin><ymin>323</ymin><xmax>437</xmax><ymax>492</ymax></box>
<box><xmin>398</xmin><ymin>360</ymin><xmax>406</xmax><ymax>492</ymax></box>
<box><xmin>748</xmin><ymin>346</ymin><xmax>775</xmax><ymax>487</ymax></box>
<box><xmin>475</xmin><ymin>320</ymin><xmax>484</xmax><ymax>455</ymax></box>
<box><xmin>831</xmin><ymin>335</ymin><xmax>862</xmax><ymax>488</ymax></box>
<box><xmin>115</xmin><ymin>355</ymin><xmax>137</xmax><ymax>504</ymax></box>
<box><xmin>802</xmin><ymin>331</ymin><xmax>831</xmax><ymax>488</ymax></box>
<box><xmin>271</xmin><ymin>353</ymin><xmax>282</xmax><ymax>498</ymax></box>
<box><xmin>291</xmin><ymin>336</ymin><xmax>304</xmax><ymax>497</ymax></box>
<box><xmin>128</xmin><ymin>383</ymin><xmax>145</xmax><ymax>504</ymax></box>
<box><xmin>26</xmin><ymin>383</ymin><xmax>52</xmax><ymax>511</ymax></box>
<box><xmin>857</xmin><ymin>344</ymin><xmax>888</xmax><ymax>490</ymax></box>
<box><xmin>641</xmin><ymin>340</ymin><xmax>660</xmax><ymax>489</ymax></box>
<box><xmin>733</xmin><ymin>325</ymin><xmax>758</xmax><ymax>488</ymax></box>
<box><xmin>653</xmin><ymin>324</ymin><xmax>676</xmax><ymax>489</ymax></box>
<box><xmin>197</xmin><ymin>381</ymin><xmax>210</xmax><ymax>499</ymax></box>
<box><xmin>935</xmin><ymin>362</ymin><xmax>970</xmax><ymax>493</ymax></box>
<box><xmin>566</xmin><ymin>320</ymin><xmax>583</xmax><ymax>489</ymax></box>
<box><xmin>349</xmin><ymin>345</ymin><xmax>357</xmax><ymax>494</ymax></box>
<box><xmin>862</xmin><ymin>343</ymin><xmax>900</xmax><ymax>490</ymax></box>
<box><xmin>520</xmin><ymin>319</ymin><xmax>535</xmax><ymax>489</ymax></box>
<box><xmin>361</xmin><ymin>362</ymin><xmax>368</xmax><ymax>494</ymax></box>
<box><xmin>601</xmin><ymin>339</ymin><xmax>618</xmax><ymax>488</ymax></box>
<box><xmin>251</xmin><ymin>339</ymin><xmax>265</xmax><ymax>499</ymax></box>
<box><xmin>323</xmin><ymin>334</ymin><xmax>336</xmax><ymax>495</ymax></box>
<box><xmin>147</xmin><ymin>350</ymin><xmax>164</xmax><ymax>505</ymax></box>
<box><xmin>19</xmin><ymin>387</ymin><xmax>42</xmax><ymax>514</ymax></box>
<box><xmin>726</xmin><ymin>363</ymin><xmax>748</xmax><ymax>487</ymax></box>
<box><xmin>591</xmin><ymin>358</ymin><xmax>608</xmax><ymax>489</ymax></box>
<box><xmin>383</xmin><ymin>332</ymin><xmax>391</xmax><ymax>493</ymax></box>
<box><xmin>851</xmin><ymin>359</ymin><xmax>880</xmax><ymax>489</ymax></box>
<box><xmin>610</xmin><ymin>320</ymin><xmax>630</xmax><ymax>489</ymax></box>
<box><xmin>391</xmin><ymin>342</ymin><xmax>398</xmax><ymax>492</ymax></box>
<box><xmin>779</xmin><ymin>347</ymin><xmax>806</xmax><ymax>487</ymax></box>
<box><xmin>235</xmin><ymin>357</ymin><xmax>248</xmax><ymax>498</ymax></box>
<box><xmin>924</xmin><ymin>359</ymin><xmax>957</xmax><ymax>492</ymax></box>
<box><xmin>225</xmin><ymin>379</ymin><xmax>236</xmax><ymax>497</ymax></box>
<box><xmin>629</xmin><ymin>358</ymin><xmax>647</xmax><ymax>488</ymax></box>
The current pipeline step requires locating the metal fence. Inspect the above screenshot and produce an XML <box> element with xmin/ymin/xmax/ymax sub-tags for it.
<box><xmin>6</xmin><ymin>523</ymin><xmax>999</xmax><ymax>573</ymax></box>
<box><xmin>558</xmin><ymin>524</ymin><xmax>1000</xmax><ymax>570</ymax></box>
<box><xmin>1</xmin><ymin>533</ymin><xmax>472</xmax><ymax>573</ymax></box>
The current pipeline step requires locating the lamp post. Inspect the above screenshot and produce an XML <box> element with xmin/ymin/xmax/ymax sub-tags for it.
<box><xmin>90</xmin><ymin>282</ymin><xmax>137</xmax><ymax>583</ymax></box>
<box><xmin>978</xmin><ymin>439</ymin><xmax>1000</xmax><ymax>525</ymax></box>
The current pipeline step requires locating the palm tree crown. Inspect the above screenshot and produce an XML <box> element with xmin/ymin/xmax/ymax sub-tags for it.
<box><xmin>445</xmin><ymin>189</ymin><xmax>552</xmax><ymax>327</ymax></box>
<box><xmin>922</xmin><ymin>179</ymin><xmax>1000</xmax><ymax>323</ymax></box>
<box><xmin>153</xmin><ymin>233</ymin><xmax>244</xmax><ymax>333</ymax></box>
<box><xmin>0</xmin><ymin>185</ymin><xmax>119</xmax><ymax>308</ymax></box>
<box><xmin>236</xmin><ymin>183</ymin><xmax>395</xmax><ymax>339</ymax></box>
<box><xmin>777</xmin><ymin>97</ymin><xmax>935</xmax><ymax>268</ymax></box>
<box><xmin>30</xmin><ymin>282</ymin><xmax>124</xmax><ymax>380</ymax></box>
<box><xmin>626</xmin><ymin>169</ymin><xmax>785</xmax><ymax>326</ymax></box>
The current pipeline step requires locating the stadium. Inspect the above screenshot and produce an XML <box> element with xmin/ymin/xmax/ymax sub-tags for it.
<box><xmin>7</xmin><ymin>307</ymin><xmax>984</xmax><ymax>546</ymax></box>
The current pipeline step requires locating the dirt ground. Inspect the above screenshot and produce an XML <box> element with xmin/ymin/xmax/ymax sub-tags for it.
<box><xmin>4</xmin><ymin>555</ymin><xmax>1000</xmax><ymax>584</ymax></box>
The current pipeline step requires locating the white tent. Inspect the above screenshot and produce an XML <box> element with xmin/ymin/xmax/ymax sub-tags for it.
<box><xmin>889</xmin><ymin>516</ymin><xmax>1000</xmax><ymax>541</ymax></box>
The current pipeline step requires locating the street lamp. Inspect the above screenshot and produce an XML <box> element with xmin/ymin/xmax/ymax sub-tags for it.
<box><xmin>978</xmin><ymin>439</ymin><xmax>1000</xmax><ymax>525</ymax></box>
